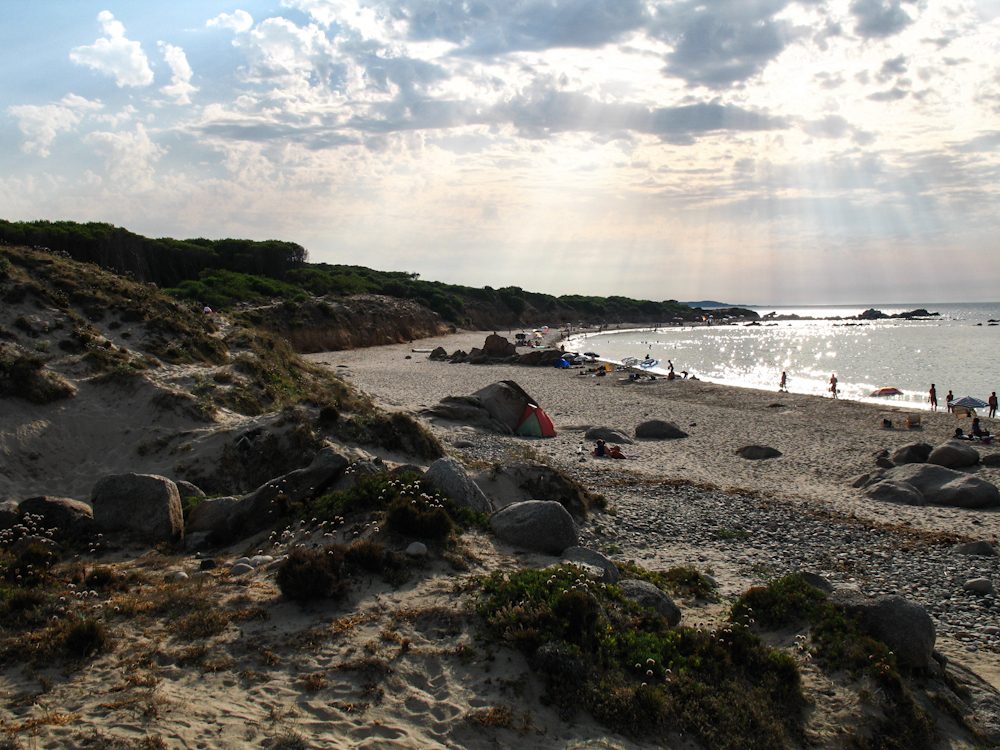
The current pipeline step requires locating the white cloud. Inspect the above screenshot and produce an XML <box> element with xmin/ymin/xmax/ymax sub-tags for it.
<box><xmin>84</xmin><ymin>123</ymin><xmax>165</xmax><ymax>187</ymax></box>
<box><xmin>158</xmin><ymin>43</ymin><xmax>198</xmax><ymax>104</ymax></box>
<box><xmin>69</xmin><ymin>11</ymin><xmax>154</xmax><ymax>88</ymax></box>
<box><xmin>207</xmin><ymin>9</ymin><xmax>254</xmax><ymax>33</ymax></box>
<box><xmin>8</xmin><ymin>95</ymin><xmax>103</xmax><ymax>157</ymax></box>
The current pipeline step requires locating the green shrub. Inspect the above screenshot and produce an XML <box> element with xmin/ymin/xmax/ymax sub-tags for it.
<box><xmin>337</xmin><ymin>412</ymin><xmax>443</xmax><ymax>459</ymax></box>
<box><xmin>64</xmin><ymin>618</ymin><xmax>110</xmax><ymax>658</ymax></box>
<box><xmin>384</xmin><ymin>494</ymin><xmax>454</xmax><ymax>541</ymax></box>
<box><xmin>0</xmin><ymin>349</ymin><xmax>76</xmax><ymax>404</ymax></box>
<box><xmin>345</xmin><ymin>539</ymin><xmax>387</xmax><ymax>573</ymax></box>
<box><xmin>276</xmin><ymin>545</ymin><xmax>348</xmax><ymax>602</ymax></box>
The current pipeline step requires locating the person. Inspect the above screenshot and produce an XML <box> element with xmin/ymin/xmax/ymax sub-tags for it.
<box><xmin>954</xmin><ymin>427</ymin><xmax>966</xmax><ymax>439</ymax></box>
<box><xmin>829</xmin><ymin>374</ymin><xmax>838</xmax><ymax>398</ymax></box>
<box><xmin>971</xmin><ymin>418</ymin><xmax>983</xmax><ymax>437</ymax></box>
<box><xmin>779</xmin><ymin>372</ymin><xmax>788</xmax><ymax>392</ymax></box>
<box><xmin>946</xmin><ymin>391</ymin><xmax>954</xmax><ymax>413</ymax></box>
<box><xmin>606</xmin><ymin>445</ymin><xmax>626</xmax><ymax>459</ymax></box>
<box><xmin>929</xmin><ymin>384</ymin><xmax>937</xmax><ymax>411</ymax></box>
<box><xmin>593</xmin><ymin>439</ymin><xmax>607</xmax><ymax>457</ymax></box>
<box><xmin>990</xmin><ymin>392</ymin><xmax>998</xmax><ymax>419</ymax></box>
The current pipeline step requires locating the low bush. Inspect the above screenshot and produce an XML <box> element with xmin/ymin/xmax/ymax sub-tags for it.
<box><xmin>65</xmin><ymin>618</ymin><xmax>110</xmax><ymax>658</ymax></box>
<box><xmin>337</xmin><ymin>412</ymin><xmax>443</xmax><ymax>459</ymax></box>
<box><xmin>0</xmin><ymin>347</ymin><xmax>76</xmax><ymax>404</ymax></box>
<box><xmin>276</xmin><ymin>546</ymin><xmax>349</xmax><ymax>602</ymax></box>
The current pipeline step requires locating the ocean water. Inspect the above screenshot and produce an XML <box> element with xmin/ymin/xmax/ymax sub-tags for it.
<box><xmin>563</xmin><ymin>303</ymin><xmax>1000</xmax><ymax>410</ymax></box>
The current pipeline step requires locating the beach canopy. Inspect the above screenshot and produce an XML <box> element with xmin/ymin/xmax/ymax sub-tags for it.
<box><xmin>515</xmin><ymin>403</ymin><xmax>556</xmax><ymax>437</ymax></box>
<box><xmin>951</xmin><ymin>396</ymin><xmax>989</xmax><ymax>409</ymax></box>
<box><xmin>871</xmin><ymin>387</ymin><xmax>903</xmax><ymax>397</ymax></box>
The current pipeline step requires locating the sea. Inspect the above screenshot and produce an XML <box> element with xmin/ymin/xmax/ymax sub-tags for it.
<box><xmin>563</xmin><ymin>303</ymin><xmax>1000</xmax><ymax>411</ymax></box>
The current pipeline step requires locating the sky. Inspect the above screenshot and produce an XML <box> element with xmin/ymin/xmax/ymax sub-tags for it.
<box><xmin>2</xmin><ymin>0</ymin><xmax>999</xmax><ymax>305</ymax></box>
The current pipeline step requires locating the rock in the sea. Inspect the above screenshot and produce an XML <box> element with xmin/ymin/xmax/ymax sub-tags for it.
<box><xmin>928</xmin><ymin>441</ymin><xmax>980</xmax><ymax>469</ymax></box>
<box><xmin>18</xmin><ymin>496</ymin><xmax>96</xmax><ymax>537</ymax></box>
<box><xmin>584</xmin><ymin>426</ymin><xmax>634</xmax><ymax>445</ymax></box>
<box><xmin>426</xmin><ymin>456</ymin><xmax>493</xmax><ymax>514</ymax></box>
<box><xmin>91</xmin><ymin>473</ymin><xmax>184</xmax><ymax>541</ymax></box>
<box><xmin>634</xmin><ymin>420</ymin><xmax>688</xmax><ymax>440</ymax></box>
<box><xmin>892</xmin><ymin>443</ymin><xmax>933</xmax><ymax>465</ymax></box>
<box><xmin>952</xmin><ymin>541</ymin><xmax>998</xmax><ymax>556</ymax></box>
<box><xmin>736</xmin><ymin>445</ymin><xmax>782</xmax><ymax>460</ymax></box>
<box><xmin>963</xmin><ymin>578</ymin><xmax>996</xmax><ymax>595</ymax></box>
<box><xmin>617</xmin><ymin>579</ymin><xmax>681</xmax><ymax>626</ymax></box>
<box><xmin>864</xmin><ymin>480</ymin><xmax>926</xmax><ymax>506</ymax></box>
<box><xmin>563</xmin><ymin>546</ymin><xmax>620</xmax><ymax>584</ymax></box>
<box><xmin>490</xmin><ymin>500</ymin><xmax>577</xmax><ymax>555</ymax></box>
<box><xmin>830</xmin><ymin>592</ymin><xmax>935</xmax><ymax>668</ymax></box>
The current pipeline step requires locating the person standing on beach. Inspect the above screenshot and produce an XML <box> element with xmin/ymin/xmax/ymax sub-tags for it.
<box><xmin>779</xmin><ymin>372</ymin><xmax>788</xmax><ymax>392</ymax></box>
<box><xmin>829</xmin><ymin>374</ymin><xmax>838</xmax><ymax>398</ymax></box>
<box><xmin>946</xmin><ymin>391</ymin><xmax>954</xmax><ymax>413</ymax></box>
<box><xmin>990</xmin><ymin>392</ymin><xmax>998</xmax><ymax>418</ymax></box>
<box><xmin>929</xmin><ymin>384</ymin><xmax>938</xmax><ymax>411</ymax></box>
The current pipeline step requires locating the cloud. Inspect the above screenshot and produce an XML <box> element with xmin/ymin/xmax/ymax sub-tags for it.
<box><xmin>236</xmin><ymin>16</ymin><xmax>338</xmax><ymax>82</ymax></box>
<box><xmin>850</xmin><ymin>0</ymin><xmax>914</xmax><ymax>39</ymax></box>
<box><xmin>83</xmin><ymin>123</ymin><xmax>165</xmax><ymax>187</ymax></box>
<box><xmin>69</xmin><ymin>11</ymin><xmax>154</xmax><ymax>87</ymax></box>
<box><xmin>158</xmin><ymin>43</ymin><xmax>198</xmax><ymax>104</ymax></box>
<box><xmin>7</xmin><ymin>95</ymin><xmax>103</xmax><ymax>157</ymax></box>
<box><xmin>877</xmin><ymin>53</ymin><xmax>908</xmax><ymax>81</ymax></box>
<box><xmin>867</xmin><ymin>85</ymin><xmax>908</xmax><ymax>101</ymax></box>
<box><xmin>654</xmin><ymin>0</ymin><xmax>801</xmax><ymax>89</ymax></box>
<box><xmin>207</xmin><ymin>10</ymin><xmax>254</xmax><ymax>33</ymax></box>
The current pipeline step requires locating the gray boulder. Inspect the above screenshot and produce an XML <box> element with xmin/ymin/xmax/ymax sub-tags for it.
<box><xmin>935</xmin><ymin>476</ymin><xmax>1000</xmax><ymax>509</ymax></box>
<box><xmin>429</xmin><ymin>346</ymin><xmax>448</xmax><ymax>360</ymax></box>
<box><xmin>830</xmin><ymin>592</ymin><xmax>935</xmax><ymax>668</ymax></box>
<box><xmin>963</xmin><ymin>578</ymin><xmax>996</xmax><ymax>595</ymax></box>
<box><xmin>563</xmin><ymin>546</ymin><xmax>620</xmax><ymax>584</ymax></box>
<box><xmin>891</xmin><ymin>442</ymin><xmax>932</xmax><ymax>465</ymax></box>
<box><xmin>426</xmin><ymin>456</ymin><xmax>493</xmax><ymax>514</ymax></box>
<box><xmin>174</xmin><ymin>481</ymin><xmax>206</xmax><ymax>501</ymax></box>
<box><xmin>952</xmin><ymin>541</ymin><xmax>998</xmax><ymax>556</ymax></box>
<box><xmin>928</xmin><ymin>441</ymin><xmax>980</xmax><ymax>469</ymax></box>
<box><xmin>185</xmin><ymin>496</ymin><xmax>239</xmax><ymax>535</ymax></box>
<box><xmin>490</xmin><ymin>500</ymin><xmax>578</xmax><ymax>555</ymax></box>
<box><xmin>982</xmin><ymin>453</ymin><xmax>1000</xmax><ymax>467</ymax></box>
<box><xmin>634</xmin><ymin>420</ymin><xmax>688</xmax><ymax>440</ymax></box>
<box><xmin>91</xmin><ymin>473</ymin><xmax>184</xmax><ymax>541</ymax></box>
<box><xmin>18</xmin><ymin>496</ymin><xmax>96</xmax><ymax>538</ymax></box>
<box><xmin>736</xmin><ymin>445</ymin><xmax>782</xmax><ymax>460</ymax></box>
<box><xmin>225</xmin><ymin>447</ymin><xmax>350</xmax><ymax>541</ymax></box>
<box><xmin>617</xmin><ymin>579</ymin><xmax>682</xmax><ymax>626</ymax></box>
<box><xmin>584</xmin><ymin>426</ymin><xmax>634</xmax><ymax>445</ymax></box>
<box><xmin>864</xmin><ymin>481</ymin><xmax>926</xmax><ymax>506</ymax></box>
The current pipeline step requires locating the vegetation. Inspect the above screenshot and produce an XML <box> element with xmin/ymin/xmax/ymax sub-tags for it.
<box><xmin>275</xmin><ymin>546</ymin><xmax>350</xmax><ymax>602</ymax></box>
<box><xmin>0</xmin><ymin>345</ymin><xmax>76</xmax><ymax>403</ymax></box>
<box><xmin>477</xmin><ymin>564</ymin><xmax>806</xmax><ymax>747</ymax></box>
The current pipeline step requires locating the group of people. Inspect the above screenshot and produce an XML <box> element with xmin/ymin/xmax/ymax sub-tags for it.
<box><xmin>929</xmin><ymin>384</ymin><xmax>998</xmax><ymax>418</ymax></box>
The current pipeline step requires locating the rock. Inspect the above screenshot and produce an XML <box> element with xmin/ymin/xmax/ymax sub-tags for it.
<box><xmin>536</xmin><ymin>350</ymin><xmax>565</xmax><ymax>367</ymax></box>
<box><xmin>928</xmin><ymin>441</ymin><xmax>980</xmax><ymax>469</ymax></box>
<box><xmin>172</xmin><ymin>571</ymin><xmax>189</xmax><ymax>581</ymax></box>
<box><xmin>225</xmin><ymin>447</ymin><xmax>350</xmax><ymax>541</ymax></box>
<box><xmin>796</xmin><ymin>571</ymin><xmax>834</xmax><ymax>594</ymax></box>
<box><xmin>952</xmin><ymin>541</ymin><xmax>998</xmax><ymax>556</ymax></box>
<box><xmin>426</xmin><ymin>456</ymin><xmax>493</xmax><ymax>514</ymax></box>
<box><xmin>864</xmin><ymin>480</ymin><xmax>926</xmax><ymax>506</ymax></box>
<box><xmin>185</xmin><ymin>496</ymin><xmax>238</xmax><ymax>535</ymax></box>
<box><xmin>891</xmin><ymin>443</ymin><xmax>933</xmax><ymax>465</ymax></box>
<box><xmin>17</xmin><ymin>496</ymin><xmax>96</xmax><ymax>537</ymax></box>
<box><xmin>249</xmin><ymin>555</ymin><xmax>274</xmax><ymax>566</ymax></box>
<box><xmin>406</xmin><ymin>541</ymin><xmax>428</xmax><ymax>557</ymax></box>
<box><xmin>617</xmin><ymin>579</ymin><xmax>681</xmax><ymax>626</ymax></box>
<box><xmin>563</xmin><ymin>546</ymin><xmax>620</xmax><ymax>584</ymax></box>
<box><xmin>850</xmin><ymin>471</ymin><xmax>885</xmax><ymax>489</ymax></box>
<box><xmin>830</xmin><ymin>592</ymin><xmax>935</xmax><ymax>668</ymax></box>
<box><xmin>874</xmin><ymin>457</ymin><xmax>895</xmax><ymax>469</ymax></box>
<box><xmin>982</xmin><ymin>454</ymin><xmax>1000</xmax><ymax>467</ymax></box>
<box><xmin>429</xmin><ymin>346</ymin><xmax>447</xmax><ymax>360</ymax></box>
<box><xmin>483</xmin><ymin>334</ymin><xmax>516</xmax><ymax>358</ymax></box>
<box><xmin>882</xmin><ymin>464</ymin><xmax>1000</xmax><ymax>508</ymax></box>
<box><xmin>634</xmin><ymin>420</ymin><xmax>688</xmax><ymax>440</ymax></box>
<box><xmin>181</xmin><ymin>532</ymin><xmax>211</xmax><ymax>552</ymax></box>
<box><xmin>490</xmin><ymin>500</ymin><xmax>578</xmax><ymax>555</ymax></box>
<box><xmin>91</xmin><ymin>473</ymin><xmax>184</xmax><ymax>542</ymax></box>
<box><xmin>391</xmin><ymin>463</ymin><xmax>425</xmax><ymax>477</ymax></box>
<box><xmin>963</xmin><ymin>578</ymin><xmax>996</xmax><ymax>595</ymax></box>
<box><xmin>736</xmin><ymin>445</ymin><xmax>782</xmax><ymax>460</ymax></box>
<box><xmin>199</xmin><ymin>558</ymin><xmax>218</xmax><ymax>571</ymax></box>
<box><xmin>584</xmin><ymin>426</ymin><xmax>634</xmax><ymax>445</ymax></box>
<box><xmin>229</xmin><ymin>563</ymin><xmax>254</xmax><ymax>576</ymax></box>
<box><xmin>328</xmin><ymin>457</ymin><xmax>388</xmax><ymax>494</ymax></box>
<box><xmin>473</xmin><ymin>461</ymin><xmax>598</xmax><ymax>518</ymax></box>
<box><xmin>517</xmin><ymin>350</ymin><xmax>545</xmax><ymax>366</ymax></box>
<box><xmin>174</xmin><ymin>481</ymin><xmax>206</xmax><ymax>500</ymax></box>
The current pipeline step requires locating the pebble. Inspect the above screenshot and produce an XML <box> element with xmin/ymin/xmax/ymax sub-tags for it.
<box><xmin>963</xmin><ymin>578</ymin><xmax>996</xmax><ymax>595</ymax></box>
<box><xmin>229</xmin><ymin>563</ymin><xmax>254</xmax><ymax>576</ymax></box>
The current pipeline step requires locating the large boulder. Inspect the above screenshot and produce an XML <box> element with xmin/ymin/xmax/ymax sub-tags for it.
<box><xmin>563</xmin><ymin>546</ymin><xmax>619</xmax><ymax>584</ymax></box>
<box><xmin>617</xmin><ymin>579</ymin><xmax>682</xmax><ymax>626</ymax></box>
<box><xmin>830</xmin><ymin>592</ymin><xmax>935</xmax><ymax>668</ymax></box>
<box><xmin>91</xmin><ymin>473</ymin><xmax>184</xmax><ymax>541</ymax></box>
<box><xmin>18</xmin><ymin>496</ymin><xmax>96</xmax><ymax>538</ymax></box>
<box><xmin>185</xmin><ymin>496</ymin><xmax>239</xmax><ymax>535</ymax></box>
<box><xmin>864</xmin><ymin>481</ymin><xmax>926</xmax><ymax>506</ymax></box>
<box><xmin>982</xmin><ymin>453</ymin><xmax>1000</xmax><ymax>468</ymax></box>
<box><xmin>635</xmin><ymin>420</ymin><xmax>688</xmax><ymax>440</ymax></box>
<box><xmin>473</xmin><ymin>461</ymin><xmax>598</xmax><ymax>518</ymax></box>
<box><xmin>891</xmin><ymin>443</ymin><xmax>933</xmax><ymax>465</ymax></box>
<box><xmin>483</xmin><ymin>334</ymin><xmax>516</xmax><ymax>358</ymax></box>
<box><xmin>422</xmin><ymin>381</ymin><xmax>540</xmax><ymax>434</ymax></box>
<box><xmin>490</xmin><ymin>500</ymin><xmax>577</xmax><ymax>555</ymax></box>
<box><xmin>174</xmin><ymin>481</ymin><xmax>206</xmax><ymax>501</ymax></box>
<box><xmin>584</xmin><ymin>426</ymin><xmax>634</xmax><ymax>445</ymax></box>
<box><xmin>426</xmin><ymin>457</ymin><xmax>493</xmax><ymax>514</ymax></box>
<box><xmin>225</xmin><ymin>447</ymin><xmax>350</xmax><ymax>541</ymax></box>
<box><xmin>952</xmin><ymin>541</ymin><xmax>998</xmax><ymax>556</ymax></box>
<box><xmin>928</xmin><ymin>441</ymin><xmax>980</xmax><ymax>469</ymax></box>
<box><xmin>882</xmin><ymin>464</ymin><xmax>1000</xmax><ymax>508</ymax></box>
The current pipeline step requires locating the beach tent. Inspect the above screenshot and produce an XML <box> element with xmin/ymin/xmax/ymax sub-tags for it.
<box><xmin>514</xmin><ymin>403</ymin><xmax>557</xmax><ymax>437</ymax></box>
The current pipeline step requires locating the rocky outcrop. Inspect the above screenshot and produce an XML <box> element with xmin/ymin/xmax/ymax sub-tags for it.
<box><xmin>17</xmin><ymin>496</ymin><xmax>95</xmax><ymax>537</ymax></box>
<box><xmin>91</xmin><ymin>473</ymin><xmax>184</xmax><ymax>541</ymax></box>
<box><xmin>861</xmin><ymin>464</ymin><xmax>1000</xmax><ymax>509</ymax></box>
<box><xmin>490</xmin><ymin>500</ymin><xmax>578</xmax><ymax>555</ymax></box>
